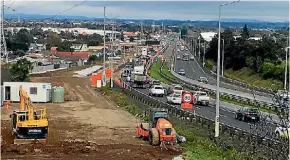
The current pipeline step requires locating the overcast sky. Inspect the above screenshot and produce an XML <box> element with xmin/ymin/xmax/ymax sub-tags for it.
<box><xmin>4</xmin><ymin>1</ymin><xmax>290</xmax><ymax>21</ymax></box>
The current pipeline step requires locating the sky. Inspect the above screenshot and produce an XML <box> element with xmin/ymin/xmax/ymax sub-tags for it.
<box><xmin>4</xmin><ymin>1</ymin><xmax>290</xmax><ymax>22</ymax></box>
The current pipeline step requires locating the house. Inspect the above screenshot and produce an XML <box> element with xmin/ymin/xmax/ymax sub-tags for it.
<box><xmin>200</xmin><ymin>32</ymin><xmax>217</xmax><ymax>42</ymax></box>
<box><xmin>54</xmin><ymin>51</ymin><xmax>92</xmax><ymax>60</ymax></box>
<box><xmin>88</xmin><ymin>46</ymin><xmax>104</xmax><ymax>52</ymax></box>
<box><xmin>70</xmin><ymin>44</ymin><xmax>88</xmax><ymax>52</ymax></box>
<box><xmin>2</xmin><ymin>82</ymin><xmax>52</xmax><ymax>103</ymax></box>
<box><xmin>29</xmin><ymin>43</ymin><xmax>47</xmax><ymax>53</ymax></box>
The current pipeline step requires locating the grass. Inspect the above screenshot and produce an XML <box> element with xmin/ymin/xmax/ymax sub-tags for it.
<box><xmin>149</xmin><ymin>61</ymin><xmax>278</xmax><ymax>115</ymax></box>
<box><xmin>149</xmin><ymin>61</ymin><xmax>175</xmax><ymax>84</ymax></box>
<box><xmin>225</xmin><ymin>68</ymin><xmax>283</xmax><ymax>90</ymax></box>
<box><xmin>100</xmin><ymin>85</ymin><xmax>258</xmax><ymax>160</ymax></box>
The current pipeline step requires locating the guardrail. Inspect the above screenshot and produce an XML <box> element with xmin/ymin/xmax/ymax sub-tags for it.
<box><xmin>158</xmin><ymin>61</ymin><xmax>280</xmax><ymax>112</ymax></box>
<box><xmin>183</xmin><ymin>40</ymin><xmax>274</xmax><ymax>95</ymax></box>
<box><xmin>113</xmin><ymin>75</ymin><xmax>287</xmax><ymax>160</ymax></box>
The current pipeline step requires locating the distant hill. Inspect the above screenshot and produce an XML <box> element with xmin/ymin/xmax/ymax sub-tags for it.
<box><xmin>5</xmin><ymin>13</ymin><xmax>289</xmax><ymax>29</ymax></box>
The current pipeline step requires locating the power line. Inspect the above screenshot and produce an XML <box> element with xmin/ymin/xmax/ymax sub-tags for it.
<box><xmin>49</xmin><ymin>0</ymin><xmax>88</xmax><ymax>19</ymax></box>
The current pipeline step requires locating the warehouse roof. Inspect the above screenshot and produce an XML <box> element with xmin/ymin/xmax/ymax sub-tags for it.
<box><xmin>200</xmin><ymin>32</ymin><xmax>217</xmax><ymax>42</ymax></box>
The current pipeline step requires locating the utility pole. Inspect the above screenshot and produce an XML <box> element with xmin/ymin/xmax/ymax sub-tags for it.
<box><xmin>285</xmin><ymin>37</ymin><xmax>288</xmax><ymax>90</ymax></box>
<box><xmin>221</xmin><ymin>39</ymin><xmax>225</xmax><ymax>77</ymax></box>
<box><xmin>141</xmin><ymin>20</ymin><xmax>143</xmax><ymax>38</ymax></box>
<box><xmin>203</xmin><ymin>41</ymin><xmax>206</xmax><ymax>67</ymax></box>
<box><xmin>198</xmin><ymin>36</ymin><xmax>201</xmax><ymax>60</ymax></box>
<box><xmin>1</xmin><ymin>0</ymin><xmax>7</xmax><ymax>63</ymax></box>
<box><xmin>102</xmin><ymin>4</ymin><xmax>107</xmax><ymax>86</ymax></box>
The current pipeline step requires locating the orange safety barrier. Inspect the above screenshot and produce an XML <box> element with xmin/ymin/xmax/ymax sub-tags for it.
<box><xmin>91</xmin><ymin>73</ymin><xmax>102</xmax><ymax>87</ymax></box>
<box><xmin>156</xmin><ymin>50</ymin><xmax>160</xmax><ymax>55</ymax></box>
<box><xmin>181</xmin><ymin>103</ymin><xmax>193</xmax><ymax>109</ymax></box>
<box><xmin>3</xmin><ymin>101</ymin><xmax>12</xmax><ymax>113</ymax></box>
<box><xmin>105</xmin><ymin>69</ymin><xmax>112</xmax><ymax>79</ymax></box>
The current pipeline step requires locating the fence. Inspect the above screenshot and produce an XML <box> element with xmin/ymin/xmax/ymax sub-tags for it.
<box><xmin>30</xmin><ymin>63</ymin><xmax>72</xmax><ymax>74</ymax></box>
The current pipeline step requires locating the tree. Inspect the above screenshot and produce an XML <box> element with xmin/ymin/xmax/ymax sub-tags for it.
<box><xmin>129</xmin><ymin>37</ymin><xmax>134</xmax><ymax>42</ymax></box>
<box><xmin>10</xmin><ymin>58</ymin><xmax>34</xmax><ymax>82</ymax></box>
<box><xmin>57</xmin><ymin>41</ymin><xmax>74</xmax><ymax>52</ymax></box>
<box><xmin>46</xmin><ymin>32</ymin><xmax>62</xmax><ymax>49</ymax></box>
<box><xmin>180</xmin><ymin>27</ymin><xmax>187</xmax><ymax>40</ymax></box>
<box><xmin>241</xmin><ymin>24</ymin><xmax>250</xmax><ymax>40</ymax></box>
<box><xmin>6</xmin><ymin>29</ymin><xmax>34</xmax><ymax>52</ymax></box>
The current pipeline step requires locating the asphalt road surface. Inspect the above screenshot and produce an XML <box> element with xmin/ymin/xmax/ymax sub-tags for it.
<box><xmin>164</xmin><ymin>42</ymin><xmax>274</xmax><ymax>104</ymax></box>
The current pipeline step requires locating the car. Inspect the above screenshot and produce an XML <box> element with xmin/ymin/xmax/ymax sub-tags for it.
<box><xmin>190</xmin><ymin>56</ymin><xmax>195</xmax><ymax>60</ymax></box>
<box><xmin>176</xmin><ymin>55</ymin><xmax>181</xmax><ymax>60</ymax></box>
<box><xmin>275</xmin><ymin>123</ymin><xmax>290</xmax><ymax>139</ymax></box>
<box><xmin>148</xmin><ymin>80</ymin><xmax>161</xmax><ymax>88</ymax></box>
<box><xmin>197</xmin><ymin>76</ymin><xmax>208</xmax><ymax>84</ymax></box>
<box><xmin>178</xmin><ymin>69</ymin><xmax>185</xmax><ymax>75</ymax></box>
<box><xmin>166</xmin><ymin>92</ymin><xmax>182</xmax><ymax>104</ymax></box>
<box><xmin>149</xmin><ymin>85</ymin><xmax>165</xmax><ymax>97</ymax></box>
<box><xmin>166</xmin><ymin>84</ymin><xmax>183</xmax><ymax>95</ymax></box>
<box><xmin>235</xmin><ymin>108</ymin><xmax>260</xmax><ymax>122</ymax></box>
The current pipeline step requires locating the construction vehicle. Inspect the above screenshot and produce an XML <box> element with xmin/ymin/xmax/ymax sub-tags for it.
<box><xmin>136</xmin><ymin>108</ymin><xmax>176</xmax><ymax>146</ymax></box>
<box><xmin>10</xmin><ymin>85</ymin><xmax>48</xmax><ymax>144</ymax></box>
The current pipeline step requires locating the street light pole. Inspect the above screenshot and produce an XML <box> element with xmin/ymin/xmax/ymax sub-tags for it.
<box><xmin>285</xmin><ymin>38</ymin><xmax>288</xmax><ymax>90</ymax></box>
<box><xmin>203</xmin><ymin>41</ymin><xmax>206</xmax><ymax>67</ymax></box>
<box><xmin>198</xmin><ymin>36</ymin><xmax>201</xmax><ymax>60</ymax></box>
<box><xmin>221</xmin><ymin>39</ymin><xmax>225</xmax><ymax>77</ymax></box>
<box><xmin>215</xmin><ymin>0</ymin><xmax>240</xmax><ymax>138</ymax></box>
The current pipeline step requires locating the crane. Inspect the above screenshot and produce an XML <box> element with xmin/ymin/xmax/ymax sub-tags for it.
<box><xmin>10</xmin><ymin>85</ymin><xmax>48</xmax><ymax>144</ymax></box>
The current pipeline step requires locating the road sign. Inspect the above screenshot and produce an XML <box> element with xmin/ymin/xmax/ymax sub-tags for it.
<box><xmin>182</xmin><ymin>91</ymin><xmax>193</xmax><ymax>103</ymax></box>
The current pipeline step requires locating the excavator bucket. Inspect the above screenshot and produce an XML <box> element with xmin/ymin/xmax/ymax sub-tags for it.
<box><xmin>14</xmin><ymin>138</ymin><xmax>47</xmax><ymax>145</ymax></box>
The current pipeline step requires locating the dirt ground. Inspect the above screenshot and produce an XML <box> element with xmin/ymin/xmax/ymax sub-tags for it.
<box><xmin>1</xmin><ymin>64</ymin><xmax>182</xmax><ymax>160</ymax></box>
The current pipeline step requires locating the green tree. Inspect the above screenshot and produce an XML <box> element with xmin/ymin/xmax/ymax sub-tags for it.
<box><xmin>10</xmin><ymin>58</ymin><xmax>34</xmax><ymax>82</ymax></box>
<box><xmin>241</xmin><ymin>24</ymin><xmax>250</xmax><ymax>40</ymax></box>
<box><xmin>57</xmin><ymin>41</ymin><xmax>74</xmax><ymax>52</ymax></box>
<box><xmin>129</xmin><ymin>37</ymin><xmax>134</xmax><ymax>42</ymax></box>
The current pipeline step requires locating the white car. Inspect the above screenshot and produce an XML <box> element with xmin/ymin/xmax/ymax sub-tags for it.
<box><xmin>167</xmin><ymin>92</ymin><xmax>182</xmax><ymax>104</ymax></box>
<box><xmin>149</xmin><ymin>85</ymin><xmax>165</xmax><ymax>97</ymax></box>
<box><xmin>190</xmin><ymin>56</ymin><xmax>195</xmax><ymax>60</ymax></box>
<box><xmin>176</xmin><ymin>55</ymin><xmax>181</xmax><ymax>60</ymax></box>
<box><xmin>166</xmin><ymin>84</ymin><xmax>183</xmax><ymax>95</ymax></box>
<box><xmin>194</xmin><ymin>91</ymin><xmax>210</xmax><ymax>106</ymax></box>
<box><xmin>178</xmin><ymin>69</ymin><xmax>185</xmax><ymax>76</ymax></box>
<box><xmin>275</xmin><ymin>123</ymin><xmax>290</xmax><ymax>139</ymax></box>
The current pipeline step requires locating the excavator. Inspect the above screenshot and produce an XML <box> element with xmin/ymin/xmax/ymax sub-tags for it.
<box><xmin>136</xmin><ymin>108</ymin><xmax>176</xmax><ymax>147</ymax></box>
<box><xmin>10</xmin><ymin>85</ymin><xmax>48</xmax><ymax>144</ymax></box>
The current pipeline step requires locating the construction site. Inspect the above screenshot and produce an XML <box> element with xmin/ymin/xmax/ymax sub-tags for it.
<box><xmin>1</xmin><ymin>63</ymin><xmax>182</xmax><ymax>159</ymax></box>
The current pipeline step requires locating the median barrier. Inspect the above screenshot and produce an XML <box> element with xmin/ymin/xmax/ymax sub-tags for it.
<box><xmin>157</xmin><ymin>61</ymin><xmax>280</xmax><ymax>112</ymax></box>
<box><xmin>183</xmin><ymin>41</ymin><xmax>274</xmax><ymax>95</ymax></box>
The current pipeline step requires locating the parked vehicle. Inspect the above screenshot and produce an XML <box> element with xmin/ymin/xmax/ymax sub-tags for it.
<box><xmin>149</xmin><ymin>85</ymin><xmax>165</xmax><ymax>97</ymax></box>
<box><xmin>166</xmin><ymin>91</ymin><xmax>182</xmax><ymax>104</ymax></box>
<box><xmin>193</xmin><ymin>91</ymin><xmax>210</xmax><ymax>106</ymax></box>
<box><xmin>197</xmin><ymin>76</ymin><xmax>209</xmax><ymax>84</ymax></box>
<box><xmin>275</xmin><ymin>123</ymin><xmax>290</xmax><ymax>139</ymax></box>
<box><xmin>176</xmin><ymin>55</ymin><xmax>181</xmax><ymax>60</ymax></box>
<box><xmin>166</xmin><ymin>84</ymin><xmax>183</xmax><ymax>95</ymax></box>
<box><xmin>178</xmin><ymin>69</ymin><xmax>185</xmax><ymax>76</ymax></box>
<box><xmin>235</xmin><ymin>108</ymin><xmax>260</xmax><ymax>122</ymax></box>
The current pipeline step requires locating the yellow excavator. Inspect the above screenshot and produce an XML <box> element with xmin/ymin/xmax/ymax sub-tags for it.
<box><xmin>10</xmin><ymin>85</ymin><xmax>48</xmax><ymax>144</ymax></box>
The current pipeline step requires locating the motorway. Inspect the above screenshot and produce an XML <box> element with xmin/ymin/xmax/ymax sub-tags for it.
<box><xmin>167</xmin><ymin>41</ymin><xmax>274</xmax><ymax>104</ymax></box>
<box><xmin>121</xmin><ymin>43</ymin><xmax>278</xmax><ymax>139</ymax></box>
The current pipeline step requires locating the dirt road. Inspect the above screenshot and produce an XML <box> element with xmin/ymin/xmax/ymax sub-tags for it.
<box><xmin>1</xmin><ymin>65</ymin><xmax>182</xmax><ymax>160</ymax></box>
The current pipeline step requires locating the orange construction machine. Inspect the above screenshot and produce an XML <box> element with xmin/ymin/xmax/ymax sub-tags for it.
<box><xmin>136</xmin><ymin>108</ymin><xmax>176</xmax><ymax>146</ymax></box>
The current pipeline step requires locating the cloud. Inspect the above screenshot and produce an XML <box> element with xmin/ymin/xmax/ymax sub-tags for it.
<box><xmin>4</xmin><ymin>1</ymin><xmax>290</xmax><ymax>21</ymax></box>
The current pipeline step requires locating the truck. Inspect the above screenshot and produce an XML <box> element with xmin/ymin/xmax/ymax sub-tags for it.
<box><xmin>141</xmin><ymin>47</ymin><xmax>148</xmax><ymax>56</ymax></box>
<box><xmin>130</xmin><ymin>65</ymin><xmax>147</xmax><ymax>88</ymax></box>
<box><xmin>193</xmin><ymin>91</ymin><xmax>210</xmax><ymax>106</ymax></box>
<box><xmin>180</xmin><ymin>45</ymin><xmax>185</xmax><ymax>51</ymax></box>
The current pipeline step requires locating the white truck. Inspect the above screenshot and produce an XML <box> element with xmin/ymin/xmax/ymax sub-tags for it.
<box><xmin>194</xmin><ymin>91</ymin><xmax>210</xmax><ymax>106</ymax></box>
<box><xmin>149</xmin><ymin>85</ymin><xmax>165</xmax><ymax>97</ymax></box>
<box><xmin>141</xmin><ymin>47</ymin><xmax>148</xmax><ymax>56</ymax></box>
<box><xmin>180</xmin><ymin>45</ymin><xmax>185</xmax><ymax>51</ymax></box>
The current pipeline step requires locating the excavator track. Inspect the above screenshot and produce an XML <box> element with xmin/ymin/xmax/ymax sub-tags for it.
<box><xmin>14</xmin><ymin>138</ymin><xmax>47</xmax><ymax>145</ymax></box>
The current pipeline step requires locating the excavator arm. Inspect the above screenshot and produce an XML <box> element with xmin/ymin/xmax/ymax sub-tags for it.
<box><xmin>19</xmin><ymin>85</ymin><xmax>35</xmax><ymax>121</ymax></box>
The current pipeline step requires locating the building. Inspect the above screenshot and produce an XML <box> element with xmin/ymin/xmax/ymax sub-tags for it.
<box><xmin>88</xmin><ymin>46</ymin><xmax>104</xmax><ymax>52</ymax></box>
<box><xmin>200</xmin><ymin>32</ymin><xmax>217</xmax><ymax>42</ymax></box>
<box><xmin>2</xmin><ymin>82</ymin><xmax>52</xmax><ymax>103</ymax></box>
<box><xmin>71</xmin><ymin>44</ymin><xmax>88</xmax><ymax>52</ymax></box>
<box><xmin>28</xmin><ymin>43</ymin><xmax>47</xmax><ymax>53</ymax></box>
